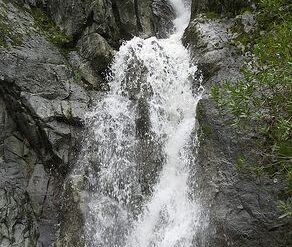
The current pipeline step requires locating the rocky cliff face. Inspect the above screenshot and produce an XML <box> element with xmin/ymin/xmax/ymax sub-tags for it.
<box><xmin>0</xmin><ymin>0</ymin><xmax>291</xmax><ymax>246</ymax></box>
<box><xmin>0</xmin><ymin>0</ymin><xmax>164</xmax><ymax>246</ymax></box>
<box><xmin>184</xmin><ymin>1</ymin><xmax>292</xmax><ymax>246</ymax></box>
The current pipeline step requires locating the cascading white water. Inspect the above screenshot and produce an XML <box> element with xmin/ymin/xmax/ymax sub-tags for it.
<box><xmin>80</xmin><ymin>0</ymin><xmax>205</xmax><ymax>246</ymax></box>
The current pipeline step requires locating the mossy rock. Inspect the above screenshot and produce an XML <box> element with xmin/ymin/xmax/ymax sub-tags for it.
<box><xmin>197</xmin><ymin>101</ymin><xmax>213</xmax><ymax>141</ymax></box>
<box><xmin>192</xmin><ymin>0</ymin><xmax>252</xmax><ymax>18</ymax></box>
<box><xmin>0</xmin><ymin>11</ymin><xmax>23</xmax><ymax>47</ymax></box>
<box><xmin>30</xmin><ymin>7</ymin><xmax>74</xmax><ymax>52</ymax></box>
<box><xmin>228</xmin><ymin>17</ymin><xmax>256</xmax><ymax>53</ymax></box>
<box><xmin>203</xmin><ymin>11</ymin><xmax>221</xmax><ymax>20</ymax></box>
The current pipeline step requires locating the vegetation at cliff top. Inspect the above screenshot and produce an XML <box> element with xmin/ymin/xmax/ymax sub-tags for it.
<box><xmin>211</xmin><ymin>0</ymin><xmax>292</xmax><ymax>217</ymax></box>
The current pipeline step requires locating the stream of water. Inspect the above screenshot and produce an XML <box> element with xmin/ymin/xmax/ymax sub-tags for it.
<box><xmin>80</xmin><ymin>0</ymin><xmax>205</xmax><ymax>246</ymax></box>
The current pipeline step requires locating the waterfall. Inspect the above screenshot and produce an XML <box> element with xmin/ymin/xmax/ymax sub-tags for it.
<box><xmin>79</xmin><ymin>0</ymin><xmax>205</xmax><ymax>246</ymax></box>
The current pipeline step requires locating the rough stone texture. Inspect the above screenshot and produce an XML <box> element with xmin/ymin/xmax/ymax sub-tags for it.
<box><xmin>184</xmin><ymin>4</ymin><xmax>292</xmax><ymax>246</ymax></box>
<box><xmin>77</xmin><ymin>26</ymin><xmax>115</xmax><ymax>74</ymax></box>
<box><xmin>183</xmin><ymin>17</ymin><xmax>244</xmax><ymax>89</ymax></box>
<box><xmin>0</xmin><ymin>0</ymin><xmax>160</xmax><ymax>245</ymax></box>
<box><xmin>152</xmin><ymin>0</ymin><xmax>175</xmax><ymax>38</ymax></box>
<box><xmin>0</xmin><ymin>0</ymin><xmax>91</xmax><ymax>246</ymax></box>
<box><xmin>2</xmin><ymin>0</ymin><xmax>290</xmax><ymax>246</ymax></box>
<box><xmin>46</xmin><ymin>0</ymin><xmax>155</xmax><ymax>47</ymax></box>
<box><xmin>0</xmin><ymin>96</ymin><xmax>62</xmax><ymax>246</ymax></box>
<box><xmin>57</xmin><ymin>175</ymin><xmax>89</xmax><ymax>247</ymax></box>
<box><xmin>195</xmin><ymin>99</ymin><xmax>292</xmax><ymax>247</ymax></box>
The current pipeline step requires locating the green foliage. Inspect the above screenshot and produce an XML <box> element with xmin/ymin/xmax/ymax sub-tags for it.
<box><xmin>204</xmin><ymin>11</ymin><xmax>221</xmax><ymax>20</ymax></box>
<box><xmin>212</xmin><ymin>0</ymin><xmax>292</xmax><ymax>217</ymax></box>
<box><xmin>211</xmin><ymin>71</ymin><xmax>258</xmax><ymax>127</ymax></box>
<box><xmin>73</xmin><ymin>69</ymin><xmax>82</xmax><ymax>82</ymax></box>
<box><xmin>197</xmin><ymin>102</ymin><xmax>213</xmax><ymax>141</ymax></box>
<box><xmin>31</xmin><ymin>8</ymin><xmax>73</xmax><ymax>50</ymax></box>
<box><xmin>256</xmin><ymin>0</ymin><xmax>292</xmax><ymax>30</ymax></box>
<box><xmin>230</xmin><ymin>20</ymin><xmax>254</xmax><ymax>48</ymax></box>
<box><xmin>278</xmin><ymin>198</ymin><xmax>292</xmax><ymax>218</ymax></box>
<box><xmin>236</xmin><ymin>155</ymin><xmax>247</xmax><ymax>171</ymax></box>
<box><xmin>259</xmin><ymin>0</ymin><xmax>286</xmax><ymax>9</ymax></box>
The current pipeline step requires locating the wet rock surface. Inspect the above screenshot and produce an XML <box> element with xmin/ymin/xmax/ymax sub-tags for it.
<box><xmin>0</xmin><ymin>0</ymin><xmax>88</xmax><ymax>245</ymax></box>
<box><xmin>195</xmin><ymin>99</ymin><xmax>292</xmax><ymax>247</ymax></box>
<box><xmin>0</xmin><ymin>0</ymin><xmax>174</xmax><ymax>245</ymax></box>
<box><xmin>152</xmin><ymin>0</ymin><xmax>175</xmax><ymax>38</ymax></box>
<box><xmin>184</xmin><ymin>1</ymin><xmax>292</xmax><ymax>246</ymax></box>
<box><xmin>1</xmin><ymin>0</ymin><xmax>291</xmax><ymax>246</ymax></box>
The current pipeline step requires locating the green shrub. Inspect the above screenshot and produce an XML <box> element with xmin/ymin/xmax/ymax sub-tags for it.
<box><xmin>212</xmin><ymin>0</ymin><xmax>292</xmax><ymax>217</ymax></box>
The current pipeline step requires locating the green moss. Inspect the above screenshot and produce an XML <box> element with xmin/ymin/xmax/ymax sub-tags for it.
<box><xmin>201</xmin><ymin>122</ymin><xmax>213</xmax><ymax>139</ymax></box>
<box><xmin>30</xmin><ymin>7</ymin><xmax>74</xmax><ymax>52</ymax></box>
<box><xmin>236</xmin><ymin>155</ymin><xmax>247</xmax><ymax>171</ymax></box>
<box><xmin>73</xmin><ymin>69</ymin><xmax>82</xmax><ymax>82</ymax></box>
<box><xmin>197</xmin><ymin>101</ymin><xmax>207</xmax><ymax>127</ymax></box>
<box><xmin>0</xmin><ymin>12</ymin><xmax>23</xmax><ymax>48</ymax></box>
<box><xmin>197</xmin><ymin>102</ymin><xmax>213</xmax><ymax>141</ymax></box>
<box><xmin>204</xmin><ymin>11</ymin><xmax>221</xmax><ymax>20</ymax></box>
<box><xmin>229</xmin><ymin>19</ymin><xmax>255</xmax><ymax>49</ymax></box>
<box><xmin>278</xmin><ymin>198</ymin><xmax>292</xmax><ymax>218</ymax></box>
<box><xmin>240</xmin><ymin>7</ymin><xmax>253</xmax><ymax>15</ymax></box>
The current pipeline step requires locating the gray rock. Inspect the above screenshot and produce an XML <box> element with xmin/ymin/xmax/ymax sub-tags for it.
<box><xmin>184</xmin><ymin>4</ymin><xmax>292</xmax><ymax>246</ymax></box>
<box><xmin>77</xmin><ymin>26</ymin><xmax>115</xmax><ymax>73</ymax></box>
<box><xmin>194</xmin><ymin>99</ymin><xmax>292</xmax><ymax>247</ymax></box>
<box><xmin>183</xmin><ymin>16</ymin><xmax>244</xmax><ymax>88</ymax></box>
<box><xmin>3</xmin><ymin>0</ymin><xmax>289</xmax><ymax>246</ymax></box>
<box><xmin>0</xmin><ymin>96</ymin><xmax>60</xmax><ymax>247</ymax></box>
<box><xmin>46</xmin><ymin>0</ymin><xmax>155</xmax><ymax>47</ymax></box>
<box><xmin>152</xmin><ymin>0</ymin><xmax>175</xmax><ymax>38</ymax></box>
<box><xmin>46</xmin><ymin>0</ymin><xmax>94</xmax><ymax>37</ymax></box>
<box><xmin>0</xmin><ymin>0</ymin><xmax>90</xmax><ymax>167</ymax></box>
<box><xmin>0</xmin><ymin>0</ymin><xmax>158</xmax><ymax>245</ymax></box>
<box><xmin>57</xmin><ymin>174</ymin><xmax>89</xmax><ymax>247</ymax></box>
<box><xmin>0</xmin><ymin>0</ymin><xmax>93</xmax><ymax>245</ymax></box>
<box><xmin>68</xmin><ymin>51</ymin><xmax>106</xmax><ymax>90</ymax></box>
